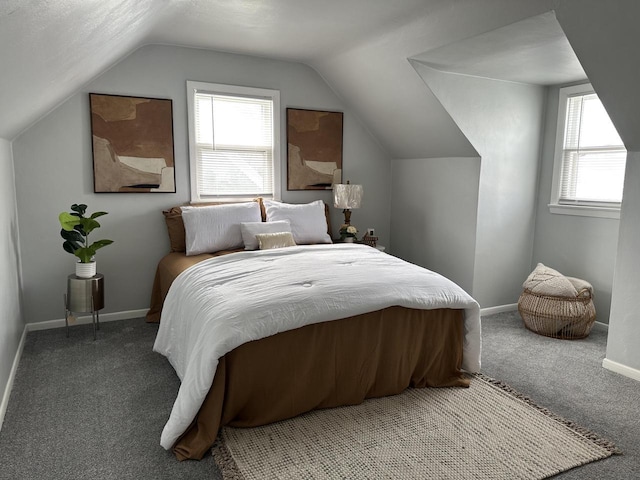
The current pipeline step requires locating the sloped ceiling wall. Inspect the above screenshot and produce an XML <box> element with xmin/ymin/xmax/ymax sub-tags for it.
<box><xmin>5</xmin><ymin>0</ymin><xmax>639</xmax><ymax>157</ymax></box>
<box><xmin>310</xmin><ymin>0</ymin><xmax>556</xmax><ymax>159</ymax></box>
<box><xmin>410</xmin><ymin>11</ymin><xmax>585</xmax><ymax>86</ymax></box>
<box><xmin>0</xmin><ymin>0</ymin><xmax>430</xmax><ymax>141</ymax></box>
<box><xmin>0</xmin><ymin>0</ymin><xmax>165</xmax><ymax>139</ymax></box>
<box><xmin>555</xmin><ymin>0</ymin><xmax>640</xmax><ymax>151</ymax></box>
<box><xmin>1</xmin><ymin>0</ymin><xmax>557</xmax><ymax>154</ymax></box>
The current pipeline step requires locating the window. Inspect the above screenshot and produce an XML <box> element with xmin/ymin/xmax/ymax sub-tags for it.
<box><xmin>550</xmin><ymin>83</ymin><xmax>626</xmax><ymax>218</ymax></box>
<box><xmin>187</xmin><ymin>81</ymin><xmax>281</xmax><ymax>202</ymax></box>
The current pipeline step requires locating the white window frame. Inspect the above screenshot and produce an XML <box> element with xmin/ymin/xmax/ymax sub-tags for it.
<box><xmin>549</xmin><ymin>83</ymin><xmax>626</xmax><ymax>219</ymax></box>
<box><xmin>186</xmin><ymin>81</ymin><xmax>281</xmax><ymax>203</ymax></box>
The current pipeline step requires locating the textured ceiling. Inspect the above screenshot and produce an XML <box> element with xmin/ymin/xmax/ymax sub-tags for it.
<box><xmin>147</xmin><ymin>0</ymin><xmax>430</xmax><ymax>62</ymax></box>
<box><xmin>411</xmin><ymin>11</ymin><xmax>585</xmax><ymax>86</ymax></box>
<box><xmin>0</xmin><ymin>0</ymin><xmax>428</xmax><ymax>140</ymax></box>
<box><xmin>0</xmin><ymin>0</ymin><xmax>164</xmax><ymax>139</ymax></box>
<box><xmin>1</xmin><ymin>0</ymin><xmax>591</xmax><ymax>158</ymax></box>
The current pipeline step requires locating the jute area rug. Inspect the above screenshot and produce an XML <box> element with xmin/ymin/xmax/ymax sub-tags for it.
<box><xmin>212</xmin><ymin>374</ymin><xmax>620</xmax><ymax>479</ymax></box>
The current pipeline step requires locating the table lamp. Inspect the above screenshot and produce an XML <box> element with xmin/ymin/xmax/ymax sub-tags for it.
<box><xmin>333</xmin><ymin>180</ymin><xmax>363</xmax><ymax>225</ymax></box>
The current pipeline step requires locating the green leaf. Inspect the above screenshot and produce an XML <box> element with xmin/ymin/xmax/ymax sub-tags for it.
<box><xmin>90</xmin><ymin>239</ymin><xmax>114</xmax><ymax>250</ymax></box>
<box><xmin>74</xmin><ymin>247</ymin><xmax>95</xmax><ymax>263</ymax></box>
<box><xmin>71</xmin><ymin>204</ymin><xmax>87</xmax><ymax>216</ymax></box>
<box><xmin>63</xmin><ymin>240</ymin><xmax>79</xmax><ymax>254</ymax></box>
<box><xmin>79</xmin><ymin>217</ymin><xmax>100</xmax><ymax>235</ymax></box>
<box><xmin>74</xmin><ymin>224</ymin><xmax>86</xmax><ymax>236</ymax></box>
<box><xmin>90</xmin><ymin>211</ymin><xmax>108</xmax><ymax>219</ymax></box>
<box><xmin>59</xmin><ymin>212</ymin><xmax>81</xmax><ymax>231</ymax></box>
<box><xmin>60</xmin><ymin>229</ymin><xmax>84</xmax><ymax>243</ymax></box>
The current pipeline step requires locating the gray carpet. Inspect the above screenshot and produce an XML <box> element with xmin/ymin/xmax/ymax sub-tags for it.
<box><xmin>0</xmin><ymin>320</ymin><xmax>220</xmax><ymax>480</ymax></box>
<box><xmin>0</xmin><ymin>312</ymin><xmax>637</xmax><ymax>479</ymax></box>
<box><xmin>481</xmin><ymin>312</ymin><xmax>639</xmax><ymax>479</ymax></box>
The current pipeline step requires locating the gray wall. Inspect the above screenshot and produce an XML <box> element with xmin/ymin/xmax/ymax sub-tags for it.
<box><xmin>554</xmin><ymin>0</ymin><xmax>640</xmax><ymax>375</ymax></box>
<box><xmin>310</xmin><ymin>0</ymin><xmax>554</xmax><ymax>160</ymax></box>
<box><xmin>410</xmin><ymin>63</ymin><xmax>544</xmax><ymax>308</ymax></box>
<box><xmin>607</xmin><ymin>151</ymin><xmax>640</xmax><ymax>370</ymax></box>
<box><xmin>532</xmin><ymin>84</ymin><xmax>619</xmax><ymax>323</ymax></box>
<box><xmin>0</xmin><ymin>138</ymin><xmax>24</xmax><ymax>421</ymax></box>
<box><xmin>390</xmin><ymin>157</ymin><xmax>480</xmax><ymax>294</ymax></box>
<box><xmin>555</xmin><ymin>1</ymin><xmax>640</xmax><ymax>152</ymax></box>
<box><xmin>12</xmin><ymin>44</ymin><xmax>390</xmax><ymax>324</ymax></box>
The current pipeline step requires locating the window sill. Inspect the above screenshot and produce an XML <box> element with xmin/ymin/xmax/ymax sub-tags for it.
<box><xmin>548</xmin><ymin>204</ymin><xmax>620</xmax><ymax>219</ymax></box>
<box><xmin>192</xmin><ymin>194</ymin><xmax>278</xmax><ymax>204</ymax></box>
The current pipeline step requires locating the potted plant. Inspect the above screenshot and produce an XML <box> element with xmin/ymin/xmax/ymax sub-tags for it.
<box><xmin>59</xmin><ymin>203</ymin><xmax>113</xmax><ymax>278</ymax></box>
<box><xmin>339</xmin><ymin>224</ymin><xmax>358</xmax><ymax>243</ymax></box>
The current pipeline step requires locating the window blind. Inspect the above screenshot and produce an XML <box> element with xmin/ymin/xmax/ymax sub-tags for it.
<box><xmin>194</xmin><ymin>92</ymin><xmax>274</xmax><ymax>197</ymax></box>
<box><xmin>559</xmin><ymin>93</ymin><xmax>626</xmax><ymax>205</ymax></box>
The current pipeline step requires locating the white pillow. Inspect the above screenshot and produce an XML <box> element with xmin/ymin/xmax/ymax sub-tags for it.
<box><xmin>181</xmin><ymin>202</ymin><xmax>261</xmax><ymax>256</ymax></box>
<box><xmin>240</xmin><ymin>220</ymin><xmax>291</xmax><ymax>250</ymax></box>
<box><xmin>263</xmin><ymin>200</ymin><xmax>331</xmax><ymax>245</ymax></box>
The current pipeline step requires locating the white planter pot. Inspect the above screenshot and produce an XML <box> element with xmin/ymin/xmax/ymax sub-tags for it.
<box><xmin>344</xmin><ymin>237</ymin><xmax>355</xmax><ymax>243</ymax></box>
<box><xmin>76</xmin><ymin>261</ymin><xmax>97</xmax><ymax>278</ymax></box>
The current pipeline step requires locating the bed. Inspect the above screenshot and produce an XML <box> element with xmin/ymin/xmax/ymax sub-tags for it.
<box><xmin>147</xmin><ymin>199</ymin><xmax>481</xmax><ymax>461</ymax></box>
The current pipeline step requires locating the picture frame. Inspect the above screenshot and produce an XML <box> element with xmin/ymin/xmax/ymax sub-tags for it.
<box><xmin>286</xmin><ymin>108</ymin><xmax>343</xmax><ymax>190</ymax></box>
<box><xmin>89</xmin><ymin>93</ymin><xmax>176</xmax><ymax>193</ymax></box>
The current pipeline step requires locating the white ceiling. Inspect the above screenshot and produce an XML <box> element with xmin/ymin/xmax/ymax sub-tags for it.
<box><xmin>147</xmin><ymin>0</ymin><xmax>430</xmax><ymax>62</ymax></box>
<box><xmin>0</xmin><ymin>0</ymin><xmax>431</xmax><ymax>140</ymax></box>
<box><xmin>1</xmin><ymin>0</ymin><xmax>578</xmax><ymax>157</ymax></box>
<box><xmin>411</xmin><ymin>11</ymin><xmax>586</xmax><ymax>86</ymax></box>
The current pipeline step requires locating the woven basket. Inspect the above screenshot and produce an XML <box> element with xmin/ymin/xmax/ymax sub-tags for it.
<box><xmin>517</xmin><ymin>288</ymin><xmax>596</xmax><ymax>339</ymax></box>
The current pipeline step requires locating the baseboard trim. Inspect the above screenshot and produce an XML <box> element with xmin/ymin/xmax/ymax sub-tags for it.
<box><xmin>592</xmin><ymin>321</ymin><xmax>609</xmax><ymax>332</ymax></box>
<box><xmin>0</xmin><ymin>326</ymin><xmax>27</xmax><ymax>431</ymax></box>
<box><xmin>26</xmin><ymin>308</ymin><xmax>149</xmax><ymax>332</ymax></box>
<box><xmin>602</xmin><ymin>358</ymin><xmax>640</xmax><ymax>382</ymax></box>
<box><xmin>480</xmin><ymin>303</ymin><xmax>518</xmax><ymax>316</ymax></box>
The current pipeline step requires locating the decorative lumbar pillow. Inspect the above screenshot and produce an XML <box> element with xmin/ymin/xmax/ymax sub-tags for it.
<box><xmin>181</xmin><ymin>202</ymin><xmax>261</xmax><ymax>255</ymax></box>
<box><xmin>240</xmin><ymin>220</ymin><xmax>292</xmax><ymax>250</ymax></box>
<box><xmin>263</xmin><ymin>200</ymin><xmax>331</xmax><ymax>245</ymax></box>
<box><xmin>256</xmin><ymin>232</ymin><xmax>297</xmax><ymax>250</ymax></box>
<box><xmin>522</xmin><ymin>263</ymin><xmax>578</xmax><ymax>298</ymax></box>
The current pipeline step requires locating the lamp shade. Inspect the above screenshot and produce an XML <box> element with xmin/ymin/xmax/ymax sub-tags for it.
<box><xmin>333</xmin><ymin>183</ymin><xmax>363</xmax><ymax>209</ymax></box>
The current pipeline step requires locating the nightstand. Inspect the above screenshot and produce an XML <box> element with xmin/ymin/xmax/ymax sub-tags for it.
<box><xmin>334</xmin><ymin>238</ymin><xmax>386</xmax><ymax>252</ymax></box>
<box><xmin>64</xmin><ymin>273</ymin><xmax>104</xmax><ymax>340</ymax></box>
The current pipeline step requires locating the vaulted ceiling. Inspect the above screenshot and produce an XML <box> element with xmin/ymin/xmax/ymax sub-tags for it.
<box><xmin>1</xmin><ymin>0</ymin><xmax>588</xmax><ymax>157</ymax></box>
<box><xmin>0</xmin><ymin>0</ymin><xmax>431</xmax><ymax>141</ymax></box>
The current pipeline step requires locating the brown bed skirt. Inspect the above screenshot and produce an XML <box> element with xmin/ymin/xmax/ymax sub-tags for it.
<box><xmin>172</xmin><ymin>306</ymin><xmax>467</xmax><ymax>461</ymax></box>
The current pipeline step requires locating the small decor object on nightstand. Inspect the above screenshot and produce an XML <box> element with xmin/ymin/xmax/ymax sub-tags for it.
<box><xmin>59</xmin><ymin>203</ymin><xmax>114</xmax><ymax>278</ymax></box>
<box><xmin>339</xmin><ymin>224</ymin><xmax>358</xmax><ymax>242</ymax></box>
<box><xmin>362</xmin><ymin>233</ymin><xmax>378</xmax><ymax>247</ymax></box>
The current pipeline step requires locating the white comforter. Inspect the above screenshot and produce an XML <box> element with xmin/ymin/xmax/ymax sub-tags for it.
<box><xmin>154</xmin><ymin>244</ymin><xmax>481</xmax><ymax>449</ymax></box>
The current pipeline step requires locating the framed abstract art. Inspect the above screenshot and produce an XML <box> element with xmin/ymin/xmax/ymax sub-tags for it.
<box><xmin>89</xmin><ymin>93</ymin><xmax>176</xmax><ymax>193</ymax></box>
<box><xmin>286</xmin><ymin>108</ymin><xmax>343</xmax><ymax>190</ymax></box>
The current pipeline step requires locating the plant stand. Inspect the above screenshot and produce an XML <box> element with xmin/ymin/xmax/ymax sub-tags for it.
<box><xmin>64</xmin><ymin>273</ymin><xmax>104</xmax><ymax>340</ymax></box>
